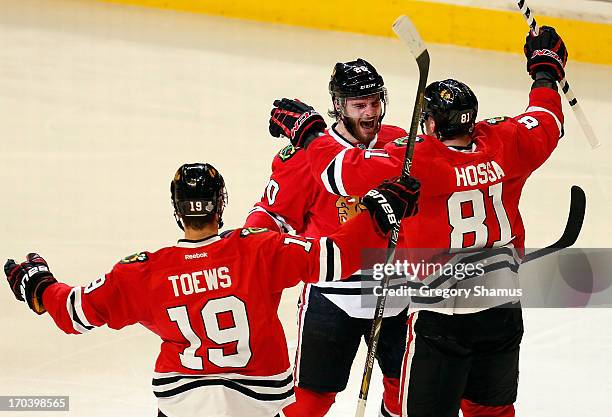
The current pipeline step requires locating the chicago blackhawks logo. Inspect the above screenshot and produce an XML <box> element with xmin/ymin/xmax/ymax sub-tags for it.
<box><xmin>393</xmin><ymin>136</ymin><xmax>422</xmax><ymax>146</ymax></box>
<box><xmin>240</xmin><ymin>227</ymin><xmax>268</xmax><ymax>237</ymax></box>
<box><xmin>278</xmin><ymin>145</ymin><xmax>298</xmax><ymax>162</ymax></box>
<box><xmin>440</xmin><ymin>89</ymin><xmax>453</xmax><ymax>101</ymax></box>
<box><xmin>119</xmin><ymin>252</ymin><xmax>148</xmax><ymax>264</ymax></box>
<box><xmin>336</xmin><ymin>196</ymin><xmax>364</xmax><ymax>224</ymax></box>
<box><xmin>486</xmin><ymin>116</ymin><xmax>508</xmax><ymax>125</ymax></box>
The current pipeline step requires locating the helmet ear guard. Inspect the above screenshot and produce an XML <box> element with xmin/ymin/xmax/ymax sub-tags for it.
<box><xmin>171</xmin><ymin>163</ymin><xmax>227</xmax><ymax>231</ymax></box>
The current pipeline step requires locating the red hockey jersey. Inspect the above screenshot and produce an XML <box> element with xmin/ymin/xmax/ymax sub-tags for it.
<box><xmin>41</xmin><ymin>213</ymin><xmax>385</xmax><ymax>417</ymax></box>
<box><xmin>245</xmin><ymin>124</ymin><xmax>409</xmax><ymax>318</ymax></box>
<box><xmin>306</xmin><ymin>88</ymin><xmax>564</xmax><ymax>312</ymax></box>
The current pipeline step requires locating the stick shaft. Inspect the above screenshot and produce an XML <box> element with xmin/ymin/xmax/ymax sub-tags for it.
<box><xmin>355</xmin><ymin>15</ymin><xmax>429</xmax><ymax>417</ymax></box>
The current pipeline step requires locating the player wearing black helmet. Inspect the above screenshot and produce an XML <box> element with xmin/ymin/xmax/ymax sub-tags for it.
<box><xmin>328</xmin><ymin>58</ymin><xmax>389</xmax><ymax>144</ymax></box>
<box><xmin>248</xmin><ymin>59</ymin><xmax>410</xmax><ymax>417</ymax></box>
<box><xmin>4</xmin><ymin>162</ymin><xmax>420</xmax><ymax>417</ymax></box>
<box><xmin>268</xmin><ymin>26</ymin><xmax>568</xmax><ymax>417</ymax></box>
<box><xmin>421</xmin><ymin>79</ymin><xmax>478</xmax><ymax>140</ymax></box>
<box><xmin>171</xmin><ymin>163</ymin><xmax>228</xmax><ymax>231</ymax></box>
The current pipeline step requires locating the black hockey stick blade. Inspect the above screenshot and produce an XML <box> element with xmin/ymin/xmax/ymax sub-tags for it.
<box><xmin>523</xmin><ymin>185</ymin><xmax>586</xmax><ymax>263</ymax></box>
<box><xmin>355</xmin><ymin>15</ymin><xmax>430</xmax><ymax>417</ymax></box>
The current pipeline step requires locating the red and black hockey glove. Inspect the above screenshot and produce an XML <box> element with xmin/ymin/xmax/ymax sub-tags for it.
<box><xmin>4</xmin><ymin>253</ymin><xmax>57</xmax><ymax>315</ymax></box>
<box><xmin>361</xmin><ymin>176</ymin><xmax>420</xmax><ymax>235</ymax></box>
<box><xmin>524</xmin><ymin>26</ymin><xmax>568</xmax><ymax>82</ymax></box>
<box><xmin>269</xmin><ymin>98</ymin><xmax>327</xmax><ymax>148</ymax></box>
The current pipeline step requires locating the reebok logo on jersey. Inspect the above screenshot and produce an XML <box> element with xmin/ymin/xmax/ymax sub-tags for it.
<box><xmin>185</xmin><ymin>252</ymin><xmax>208</xmax><ymax>260</ymax></box>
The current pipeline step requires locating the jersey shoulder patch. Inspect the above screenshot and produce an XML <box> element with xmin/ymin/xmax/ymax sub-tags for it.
<box><xmin>484</xmin><ymin>116</ymin><xmax>509</xmax><ymax>125</ymax></box>
<box><xmin>240</xmin><ymin>227</ymin><xmax>270</xmax><ymax>238</ymax></box>
<box><xmin>277</xmin><ymin>144</ymin><xmax>299</xmax><ymax>162</ymax></box>
<box><xmin>393</xmin><ymin>135</ymin><xmax>424</xmax><ymax>146</ymax></box>
<box><xmin>119</xmin><ymin>252</ymin><xmax>149</xmax><ymax>264</ymax></box>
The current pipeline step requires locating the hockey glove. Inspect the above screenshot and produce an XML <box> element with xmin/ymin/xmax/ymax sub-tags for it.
<box><xmin>524</xmin><ymin>26</ymin><xmax>568</xmax><ymax>82</ymax></box>
<box><xmin>269</xmin><ymin>98</ymin><xmax>327</xmax><ymax>148</ymax></box>
<box><xmin>361</xmin><ymin>176</ymin><xmax>420</xmax><ymax>235</ymax></box>
<box><xmin>4</xmin><ymin>253</ymin><xmax>57</xmax><ymax>315</ymax></box>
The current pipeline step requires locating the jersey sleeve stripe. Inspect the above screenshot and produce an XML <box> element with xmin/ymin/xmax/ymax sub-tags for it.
<box><xmin>247</xmin><ymin>206</ymin><xmax>294</xmax><ymax>233</ymax></box>
<box><xmin>318</xmin><ymin>238</ymin><xmax>329</xmax><ymax>282</ymax></box>
<box><xmin>320</xmin><ymin>149</ymin><xmax>349</xmax><ymax>197</ymax></box>
<box><xmin>67</xmin><ymin>288</ymin><xmax>95</xmax><ymax>334</ymax></box>
<box><xmin>525</xmin><ymin>106</ymin><xmax>563</xmax><ymax>137</ymax></box>
<box><xmin>325</xmin><ymin>238</ymin><xmax>341</xmax><ymax>282</ymax></box>
<box><xmin>318</xmin><ymin>237</ymin><xmax>342</xmax><ymax>283</ymax></box>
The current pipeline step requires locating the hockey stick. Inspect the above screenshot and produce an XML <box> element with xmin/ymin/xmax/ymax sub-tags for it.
<box><xmin>517</xmin><ymin>0</ymin><xmax>601</xmax><ymax>149</ymax></box>
<box><xmin>355</xmin><ymin>15</ymin><xmax>429</xmax><ymax>417</ymax></box>
<box><xmin>523</xmin><ymin>185</ymin><xmax>585</xmax><ymax>263</ymax></box>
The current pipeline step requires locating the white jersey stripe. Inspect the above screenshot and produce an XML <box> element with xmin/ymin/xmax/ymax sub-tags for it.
<box><xmin>331</xmin><ymin>239</ymin><xmax>342</xmax><ymax>281</ymax></box>
<box><xmin>526</xmin><ymin>105</ymin><xmax>563</xmax><ymax>137</ymax></box>
<box><xmin>67</xmin><ymin>287</ymin><xmax>95</xmax><ymax>334</ymax></box>
<box><xmin>318</xmin><ymin>238</ymin><xmax>329</xmax><ymax>282</ymax></box>
<box><xmin>401</xmin><ymin>312</ymin><xmax>419</xmax><ymax>417</ymax></box>
<box><xmin>332</xmin><ymin>149</ymin><xmax>349</xmax><ymax>196</ymax></box>
<box><xmin>247</xmin><ymin>206</ymin><xmax>294</xmax><ymax>233</ymax></box>
<box><xmin>294</xmin><ymin>285</ymin><xmax>312</xmax><ymax>385</ymax></box>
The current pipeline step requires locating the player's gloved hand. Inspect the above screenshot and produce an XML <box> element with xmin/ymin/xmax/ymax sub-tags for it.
<box><xmin>524</xmin><ymin>26</ymin><xmax>568</xmax><ymax>82</ymax></box>
<box><xmin>269</xmin><ymin>98</ymin><xmax>327</xmax><ymax>148</ymax></box>
<box><xmin>4</xmin><ymin>253</ymin><xmax>57</xmax><ymax>315</ymax></box>
<box><xmin>361</xmin><ymin>176</ymin><xmax>420</xmax><ymax>235</ymax></box>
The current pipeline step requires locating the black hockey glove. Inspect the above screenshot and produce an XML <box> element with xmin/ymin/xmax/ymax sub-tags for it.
<box><xmin>524</xmin><ymin>26</ymin><xmax>568</xmax><ymax>82</ymax></box>
<box><xmin>269</xmin><ymin>98</ymin><xmax>327</xmax><ymax>148</ymax></box>
<box><xmin>361</xmin><ymin>176</ymin><xmax>420</xmax><ymax>235</ymax></box>
<box><xmin>4</xmin><ymin>253</ymin><xmax>57</xmax><ymax>315</ymax></box>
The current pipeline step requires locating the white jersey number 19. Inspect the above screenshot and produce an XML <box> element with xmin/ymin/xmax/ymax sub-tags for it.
<box><xmin>167</xmin><ymin>295</ymin><xmax>252</xmax><ymax>370</ymax></box>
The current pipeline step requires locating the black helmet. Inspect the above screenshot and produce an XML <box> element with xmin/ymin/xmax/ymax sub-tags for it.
<box><xmin>171</xmin><ymin>163</ymin><xmax>227</xmax><ymax>230</ymax></box>
<box><xmin>329</xmin><ymin>58</ymin><xmax>386</xmax><ymax>99</ymax></box>
<box><xmin>421</xmin><ymin>79</ymin><xmax>478</xmax><ymax>139</ymax></box>
<box><xmin>328</xmin><ymin>58</ymin><xmax>388</xmax><ymax>134</ymax></box>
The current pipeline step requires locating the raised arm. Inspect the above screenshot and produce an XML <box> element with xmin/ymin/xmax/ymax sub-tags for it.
<box><xmin>5</xmin><ymin>253</ymin><xmax>146</xmax><ymax>334</ymax></box>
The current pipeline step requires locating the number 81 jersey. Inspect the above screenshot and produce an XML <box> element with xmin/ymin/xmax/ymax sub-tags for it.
<box><xmin>307</xmin><ymin>88</ymin><xmax>564</xmax><ymax>312</ymax></box>
<box><xmin>311</xmin><ymin>88</ymin><xmax>564</xmax><ymax>251</ymax></box>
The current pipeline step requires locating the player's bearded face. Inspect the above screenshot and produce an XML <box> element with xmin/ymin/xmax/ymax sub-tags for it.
<box><xmin>340</xmin><ymin>95</ymin><xmax>382</xmax><ymax>142</ymax></box>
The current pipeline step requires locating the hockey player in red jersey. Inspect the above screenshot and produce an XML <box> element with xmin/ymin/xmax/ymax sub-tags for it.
<box><xmin>267</xmin><ymin>27</ymin><xmax>568</xmax><ymax>417</ymax></box>
<box><xmin>4</xmin><ymin>163</ymin><xmax>420</xmax><ymax>417</ymax></box>
<box><xmin>246</xmin><ymin>59</ymin><xmax>410</xmax><ymax>417</ymax></box>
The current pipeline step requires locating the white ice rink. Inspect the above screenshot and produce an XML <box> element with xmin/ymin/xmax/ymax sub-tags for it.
<box><xmin>1</xmin><ymin>1</ymin><xmax>611</xmax><ymax>416</ymax></box>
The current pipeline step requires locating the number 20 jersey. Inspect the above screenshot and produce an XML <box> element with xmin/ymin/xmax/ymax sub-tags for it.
<box><xmin>245</xmin><ymin>124</ymin><xmax>410</xmax><ymax>318</ymax></box>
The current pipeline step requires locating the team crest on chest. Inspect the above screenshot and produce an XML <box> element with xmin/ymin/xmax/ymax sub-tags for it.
<box><xmin>119</xmin><ymin>252</ymin><xmax>148</xmax><ymax>264</ymax></box>
<box><xmin>335</xmin><ymin>196</ymin><xmax>364</xmax><ymax>224</ymax></box>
